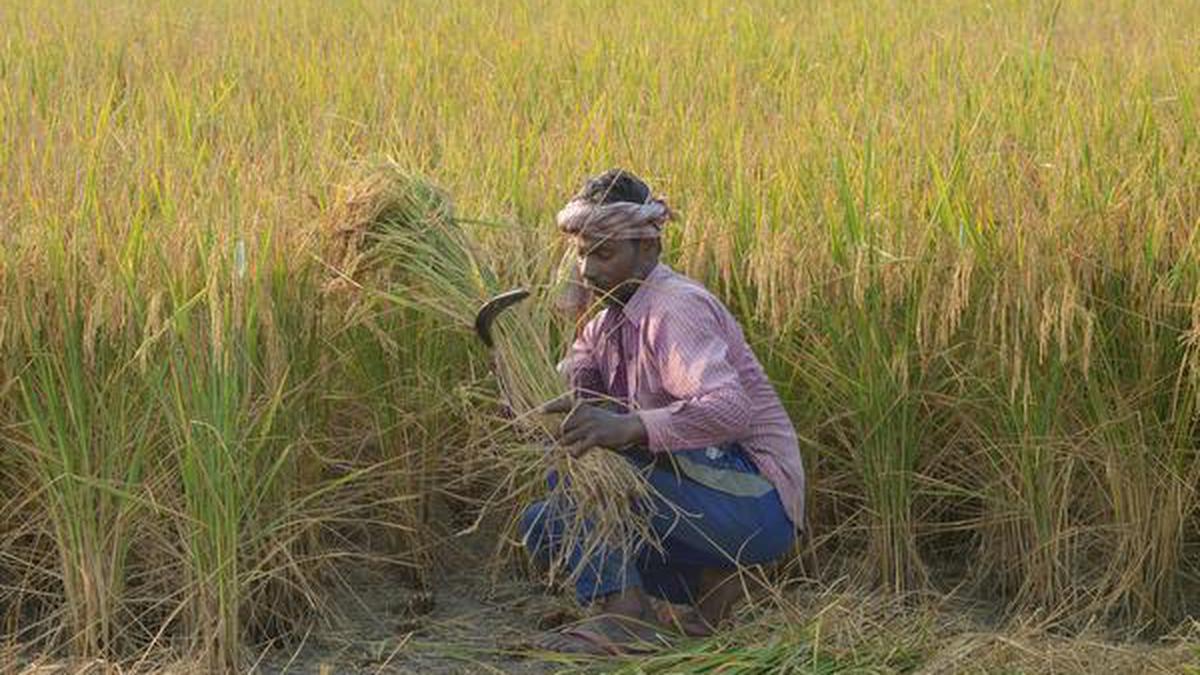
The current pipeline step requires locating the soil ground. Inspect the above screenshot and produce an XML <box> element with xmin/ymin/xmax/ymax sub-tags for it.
<box><xmin>7</xmin><ymin>527</ymin><xmax>1200</xmax><ymax>674</ymax></box>
<box><xmin>255</xmin><ymin>528</ymin><xmax>579</xmax><ymax>675</ymax></box>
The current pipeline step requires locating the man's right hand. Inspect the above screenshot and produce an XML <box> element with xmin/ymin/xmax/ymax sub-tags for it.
<box><xmin>538</xmin><ymin>391</ymin><xmax>628</xmax><ymax>416</ymax></box>
<box><xmin>537</xmin><ymin>393</ymin><xmax>575</xmax><ymax>415</ymax></box>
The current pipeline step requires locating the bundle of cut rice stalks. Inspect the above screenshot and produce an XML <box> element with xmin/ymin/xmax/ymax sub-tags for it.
<box><xmin>326</xmin><ymin>161</ymin><xmax>670</xmax><ymax>587</ymax></box>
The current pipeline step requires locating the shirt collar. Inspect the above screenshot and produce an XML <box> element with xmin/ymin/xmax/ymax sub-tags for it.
<box><xmin>620</xmin><ymin>263</ymin><xmax>670</xmax><ymax>324</ymax></box>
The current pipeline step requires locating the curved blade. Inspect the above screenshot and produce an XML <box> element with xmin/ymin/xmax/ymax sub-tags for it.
<box><xmin>473</xmin><ymin>288</ymin><xmax>531</xmax><ymax>348</ymax></box>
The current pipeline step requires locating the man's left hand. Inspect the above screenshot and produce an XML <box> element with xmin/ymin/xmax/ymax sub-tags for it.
<box><xmin>558</xmin><ymin>403</ymin><xmax>647</xmax><ymax>457</ymax></box>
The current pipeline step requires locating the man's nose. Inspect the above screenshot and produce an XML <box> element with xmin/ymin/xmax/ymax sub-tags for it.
<box><xmin>579</xmin><ymin>257</ymin><xmax>599</xmax><ymax>284</ymax></box>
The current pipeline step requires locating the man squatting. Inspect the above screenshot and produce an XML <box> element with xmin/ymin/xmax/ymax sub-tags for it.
<box><xmin>519</xmin><ymin>169</ymin><xmax>806</xmax><ymax>654</ymax></box>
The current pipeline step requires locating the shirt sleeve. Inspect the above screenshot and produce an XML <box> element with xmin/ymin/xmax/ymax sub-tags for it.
<box><xmin>634</xmin><ymin>296</ymin><xmax>752</xmax><ymax>451</ymax></box>
<box><xmin>556</xmin><ymin>314</ymin><xmax>606</xmax><ymax>398</ymax></box>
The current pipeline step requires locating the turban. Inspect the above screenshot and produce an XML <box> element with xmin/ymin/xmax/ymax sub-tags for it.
<box><xmin>555</xmin><ymin>198</ymin><xmax>672</xmax><ymax>241</ymax></box>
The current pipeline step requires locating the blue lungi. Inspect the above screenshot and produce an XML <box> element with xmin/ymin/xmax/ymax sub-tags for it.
<box><xmin>519</xmin><ymin>443</ymin><xmax>796</xmax><ymax>606</ymax></box>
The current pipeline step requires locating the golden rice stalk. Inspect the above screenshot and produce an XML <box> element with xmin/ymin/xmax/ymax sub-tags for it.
<box><xmin>326</xmin><ymin>161</ymin><xmax>668</xmax><ymax>584</ymax></box>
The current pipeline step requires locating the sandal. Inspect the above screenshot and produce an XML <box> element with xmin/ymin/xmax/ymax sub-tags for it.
<box><xmin>527</xmin><ymin>616</ymin><xmax>667</xmax><ymax>655</ymax></box>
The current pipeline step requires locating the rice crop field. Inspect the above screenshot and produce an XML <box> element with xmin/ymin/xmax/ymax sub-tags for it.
<box><xmin>1</xmin><ymin>0</ymin><xmax>1199</xmax><ymax>672</ymax></box>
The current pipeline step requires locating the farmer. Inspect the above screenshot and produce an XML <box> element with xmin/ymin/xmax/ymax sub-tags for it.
<box><xmin>520</xmin><ymin>169</ymin><xmax>806</xmax><ymax>654</ymax></box>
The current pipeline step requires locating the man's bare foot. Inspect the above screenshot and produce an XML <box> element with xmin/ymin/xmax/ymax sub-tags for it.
<box><xmin>654</xmin><ymin>602</ymin><xmax>715</xmax><ymax>637</ymax></box>
<box><xmin>648</xmin><ymin>569</ymin><xmax>747</xmax><ymax>638</ymax></box>
<box><xmin>692</xmin><ymin>568</ymin><xmax>747</xmax><ymax>635</ymax></box>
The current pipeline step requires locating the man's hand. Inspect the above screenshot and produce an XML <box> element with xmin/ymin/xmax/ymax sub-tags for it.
<box><xmin>557</xmin><ymin>402</ymin><xmax>647</xmax><ymax>457</ymax></box>
<box><xmin>537</xmin><ymin>392</ymin><xmax>575</xmax><ymax>415</ymax></box>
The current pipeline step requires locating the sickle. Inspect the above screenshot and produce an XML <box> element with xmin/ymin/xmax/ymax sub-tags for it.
<box><xmin>473</xmin><ymin>288</ymin><xmax>531</xmax><ymax>348</ymax></box>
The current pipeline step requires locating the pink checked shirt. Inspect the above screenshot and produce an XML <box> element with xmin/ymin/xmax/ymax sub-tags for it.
<box><xmin>561</xmin><ymin>263</ymin><xmax>806</xmax><ymax>526</ymax></box>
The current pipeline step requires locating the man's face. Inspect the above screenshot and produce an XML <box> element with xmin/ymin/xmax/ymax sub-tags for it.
<box><xmin>576</xmin><ymin>235</ymin><xmax>652</xmax><ymax>305</ymax></box>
